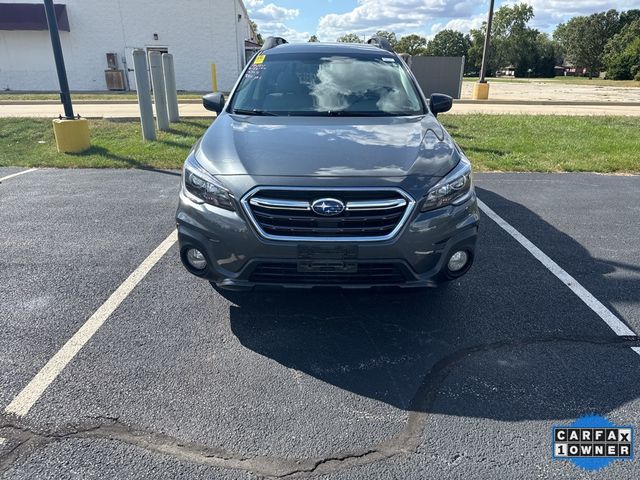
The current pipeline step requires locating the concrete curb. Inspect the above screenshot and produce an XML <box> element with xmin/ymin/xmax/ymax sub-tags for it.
<box><xmin>455</xmin><ymin>100</ymin><xmax>640</xmax><ymax>107</ymax></box>
<box><xmin>0</xmin><ymin>99</ymin><xmax>203</xmax><ymax>106</ymax></box>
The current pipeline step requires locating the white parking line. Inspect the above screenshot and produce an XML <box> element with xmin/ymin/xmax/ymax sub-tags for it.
<box><xmin>0</xmin><ymin>168</ymin><xmax>39</xmax><ymax>183</ymax></box>
<box><xmin>4</xmin><ymin>199</ymin><xmax>637</xmax><ymax>417</ymax></box>
<box><xmin>478</xmin><ymin>200</ymin><xmax>639</xmax><ymax>350</ymax></box>
<box><xmin>4</xmin><ymin>230</ymin><xmax>178</xmax><ymax>417</ymax></box>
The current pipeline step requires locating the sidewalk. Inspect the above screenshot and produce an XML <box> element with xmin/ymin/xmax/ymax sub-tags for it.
<box><xmin>1</xmin><ymin>101</ymin><xmax>639</xmax><ymax>118</ymax></box>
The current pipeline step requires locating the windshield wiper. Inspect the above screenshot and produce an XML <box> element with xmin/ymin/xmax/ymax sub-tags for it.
<box><xmin>232</xmin><ymin>108</ymin><xmax>278</xmax><ymax>116</ymax></box>
<box><xmin>325</xmin><ymin>111</ymin><xmax>397</xmax><ymax>117</ymax></box>
<box><xmin>279</xmin><ymin>111</ymin><xmax>394</xmax><ymax>117</ymax></box>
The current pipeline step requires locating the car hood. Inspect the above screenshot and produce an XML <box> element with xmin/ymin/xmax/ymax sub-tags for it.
<box><xmin>196</xmin><ymin>113</ymin><xmax>461</xmax><ymax>178</ymax></box>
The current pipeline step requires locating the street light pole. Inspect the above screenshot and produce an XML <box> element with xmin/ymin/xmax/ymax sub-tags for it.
<box><xmin>479</xmin><ymin>0</ymin><xmax>495</xmax><ymax>84</ymax></box>
<box><xmin>43</xmin><ymin>0</ymin><xmax>89</xmax><ymax>153</ymax></box>
<box><xmin>43</xmin><ymin>0</ymin><xmax>74</xmax><ymax>119</ymax></box>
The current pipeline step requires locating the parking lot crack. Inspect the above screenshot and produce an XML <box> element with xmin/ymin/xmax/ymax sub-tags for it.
<box><xmin>276</xmin><ymin>448</ymin><xmax>386</xmax><ymax>478</ymax></box>
<box><xmin>1</xmin><ymin>335</ymin><xmax>638</xmax><ymax>477</ymax></box>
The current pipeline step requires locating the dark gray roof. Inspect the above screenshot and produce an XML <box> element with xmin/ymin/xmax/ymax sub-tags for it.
<box><xmin>265</xmin><ymin>42</ymin><xmax>391</xmax><ymax>55</ymax></box>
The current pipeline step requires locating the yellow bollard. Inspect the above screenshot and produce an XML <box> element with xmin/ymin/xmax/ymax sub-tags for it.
<box><xmin>52</xmin><ymin>118</ymin><xmax>90</xmax><ymax>153</ymax></box>
<box><xmin>211</xmin><ymin>63</ymin><xmax>218</xmax><ymax>92</ymax></box>
<box><xmin>472</xmin><ymin>82</ymin><xmax>490</xmax><ymax>100</ymax></box>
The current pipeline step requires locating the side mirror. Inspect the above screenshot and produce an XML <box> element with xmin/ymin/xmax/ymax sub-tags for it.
<box><xmin>429</xmin><ymin>94</ymin><xmax>453</xmax><ymax>117</ymax></box>
<box><xmin>203</xmin><ymin>92</ymin><xmax>225</xmax><ymax>114</ymax></box>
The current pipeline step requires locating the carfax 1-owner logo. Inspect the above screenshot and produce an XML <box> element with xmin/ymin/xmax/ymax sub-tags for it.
<box><xmin>552</xmin><ymin>415</ymin><xmax>634</xmax><ymax>471</ymax></box>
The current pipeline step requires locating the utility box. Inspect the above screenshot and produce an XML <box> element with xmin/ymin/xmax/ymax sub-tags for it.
<box><xmin>105</xmin><ymin>70</ymin><xmax>126</xmax><ymax>90</ymax></box>
<box><xmin>106</xmin><ymin>52</ymin><xmax>118</xmax><ymax>69</ymax></box>
<box><xmin>410</xmin><ymin>56</ymin><xmax>465</xmax><ymax>99</ymax></box>
<box><xmin>104</xmin><ymin>52</ymin><xmax>125</xmax><ymax>90</ymax></box>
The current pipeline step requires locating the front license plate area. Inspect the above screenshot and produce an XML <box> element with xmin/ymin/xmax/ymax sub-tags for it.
<box><xmin>297</xmin><ymin>245</ymin><xmax>358</xmax><ymax>273</ymax></box>
<box><xmin>297</xmin><ymin>261</ymin><xmax>358</xmax><ymax>273</ymax></box>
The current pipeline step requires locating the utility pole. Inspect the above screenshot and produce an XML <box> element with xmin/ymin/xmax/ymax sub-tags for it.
<box><xmin>43</xmin><ymin>0</ymin><xmax>90</xmax><ymax>153</ymax></box>
<box><xmin>473</xmin><ymin>0</ymin><xmax>495</xmax><ymax>99</ymax></box>
<box><xmin>43</xmin><ymin>0</ymin><xmax>74</xmax><ymax>119</ymax></box>
<box><xmin>479</xmin><ymin>0</ymin><xmax>495</xmax><ymax>84</ymax></box>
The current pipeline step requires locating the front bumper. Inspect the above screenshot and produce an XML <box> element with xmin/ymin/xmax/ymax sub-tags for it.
<box><xmin>176</xmin><ymin>188</ymin><xmax>479</xmax><ymax>289</ymax></box>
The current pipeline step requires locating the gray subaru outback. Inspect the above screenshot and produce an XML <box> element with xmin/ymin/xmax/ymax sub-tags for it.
<box><xmin>176</xmin><ymin>36</ymin><xmax>479</xmax><ymax>291</ymax></box>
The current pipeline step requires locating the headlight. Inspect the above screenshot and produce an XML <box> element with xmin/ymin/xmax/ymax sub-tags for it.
<box><xmin>421</xmin><ymin>157</ymin><xmax>473</xmax><ymax>212</ymax></box>
<box><xmin>182</xmin><ymin>155</ymin><xmax>235</xmax><ymax>211</ymax></box>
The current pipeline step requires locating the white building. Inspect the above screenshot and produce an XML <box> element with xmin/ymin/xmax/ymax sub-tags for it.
<box><xmin>0</xmin><ymin>0</ymin><xmax>258</xmax><ymax>92</ymax></box>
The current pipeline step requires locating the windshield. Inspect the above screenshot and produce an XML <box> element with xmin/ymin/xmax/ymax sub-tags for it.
<box><xmin>229</xmin><ymin>51</ymin><xmax>425</xmax><ymax>116</ymax></box>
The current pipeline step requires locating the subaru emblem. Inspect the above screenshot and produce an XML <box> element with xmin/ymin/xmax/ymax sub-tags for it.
<box><xmin>311</xmin><ymin>198</ymin><xmax>345</xmax><ymax>216</ymax></box>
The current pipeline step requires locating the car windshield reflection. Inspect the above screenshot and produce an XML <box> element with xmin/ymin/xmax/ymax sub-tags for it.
<box><xmin>231</xmin><ymin>52</ymin><xmax>425</xmax><ymax>116</ymax></box>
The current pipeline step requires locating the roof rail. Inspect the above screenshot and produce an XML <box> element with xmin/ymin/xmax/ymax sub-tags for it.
<box><xmin>261</xmin><ymin>36</ymin><xmax>288</xmax><ymax>51</ymax></box>
<box><xmin>366</xmin><ymin>36</ymin><xmax>393</xmax><ymax>52</ymax></box>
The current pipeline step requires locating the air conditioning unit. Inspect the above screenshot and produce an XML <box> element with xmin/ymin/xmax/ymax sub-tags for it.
<box><xmin>105</xmin><ymin>70</ymin><xmax>126</xmax><ymax>90</ymax></box>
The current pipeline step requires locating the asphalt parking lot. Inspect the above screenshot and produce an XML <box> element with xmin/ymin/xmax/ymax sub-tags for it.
<box><xmin>1</xmin><ymin>168</ymin><xmax>639</xmax><ymax>479</ymax></box>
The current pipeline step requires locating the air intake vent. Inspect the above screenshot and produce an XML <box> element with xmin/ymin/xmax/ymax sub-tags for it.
<box><xmin>249</xmin><ymin>262</ymin><xmax>407</xmax><ymax>285</ymax></box>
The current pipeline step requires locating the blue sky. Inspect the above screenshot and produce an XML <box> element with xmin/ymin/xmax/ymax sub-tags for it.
<box><xmin>246</xmin><ymin>0</ymin><xmax>640</xmax><ymax>43</ymax></box>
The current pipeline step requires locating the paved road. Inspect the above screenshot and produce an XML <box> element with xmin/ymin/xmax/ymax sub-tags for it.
<box><xmin>1</xmin><ymin>102</ymin><xmax>639</xmax><ymax>118</ymax></box>
<box><xmin>460</xmin><ymin>79</ymin><xmax>640</xmax><ymax>103</ymax></box>
<box><xmin>1</xmin><ymin>169</ymin><xmax>639</xmax><ymax>479</ymax></box>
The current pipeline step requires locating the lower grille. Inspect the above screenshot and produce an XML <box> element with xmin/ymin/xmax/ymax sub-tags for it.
<box><xmin>242</xmin><ymin>187</ymin><xmax>415</xmax><ymax>242</ymax></box>
<box><xmin>249</xmin><ymin>262</ymin><xmax>407</xmax><ymax>285</ymax></box>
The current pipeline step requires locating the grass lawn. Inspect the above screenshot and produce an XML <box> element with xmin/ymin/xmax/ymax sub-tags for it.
<box><xmin>0</xmin><ymin>116</ymin><xmax>638</xmax><ymax>173</ymax></box>
<box><xmin>463</xmin><ymin>77</ymin><xmax>534</xmax><ymax>84</ymax></box>
<box><xmin>464</xmin><ymin>76</ymin><xmax>640</xmax><ymax>88</ymax></box>
<box><xmin>441</xmin><ymin>115</ymin><xmax>640</xmax><ymax>172</ymax></box>
<box><xmin>0</xmin><ymin>118</ymin><xmax>211</xmax><ymax>169</ymax></box>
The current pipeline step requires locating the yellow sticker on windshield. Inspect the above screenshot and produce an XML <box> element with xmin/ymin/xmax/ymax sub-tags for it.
<box><xmin>254</xmin><ymin>54</ymin><xmax>266</xmax><ymax>64</ymax></box>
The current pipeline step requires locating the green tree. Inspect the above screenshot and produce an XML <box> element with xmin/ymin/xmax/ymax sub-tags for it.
<box><xmin>491</xmin><ymin>4</ymin><xmax>540</xmax><ymax>76</ymax></box>
<box><xmin>374</xmin><ymin>30</ymin><xmax>398</xmax><ymax>48</ymax></box>
<box><xmin>533</xmin><ymin>33</ymin><xmax>561</xmax><ymax>78</ymax></box>
<box><xmin>395</xmin><ymin>34</ymin><xmax>428</xmax><ymax>55</ymax></box>
<box><xmin>337</xmin><ymin>33</ymin><xmax>363</xmax><ymax>43</ymax></box>
<box><xmin>250</xmin><ymin>21</ymin><xmax>263</xmax><ymax>46</ymax></box>
<box><xmin>426</xmin><ymin>29</ymin><xmax>471</xmax><ymax>57</ymax></box>
<box><xmin>308</xmin><ymin>35</ymin><xmax>319</xmax><ymax>42</ymax></box>
<box><xmin>467</xmin><ymin>28</ymin><xmax>491</xmax><ymax>74</ymax></box>
<box><xmin>620</xmin><ymin>9</ymin><xmax>640</xmax><ymax>28</ymax></box>
<box><xmin>554</xmin><ymin>10</ymin><xmax>621</xmax><ymax>78</ymax></box>
<box><xmin>465</xmin><ymin>4</ymin><xmax>560</xmax><ymax>78</ymax></box>
<box><xmin>604</xmin><ymin>19</ymin><xmax>640</xmax><ymax>79</ymax></box>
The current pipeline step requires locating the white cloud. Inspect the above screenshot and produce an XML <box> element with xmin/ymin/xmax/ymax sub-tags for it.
<box><xmin>433</xmin><ymin>13</ymin><xmax>486</xmax><ymax>35</ymax></box>
<box><xmin>251</xmin><ymin>3</ymin><xmax>299</xmax><ymax>22</ymax></box>
<box><xmin>317</xmin><ymin>0</ymin><xmax>481</xmax><ymax>41</ymax></box>
<box><xmin>267</xmin><ymin>23</ymin><xmax>312</xmax><ymax>43</ymax></box>
<box><xmin>247</xmin><ymin>1</ymin><xmax>310</xmax><ymax>43</ymax></box>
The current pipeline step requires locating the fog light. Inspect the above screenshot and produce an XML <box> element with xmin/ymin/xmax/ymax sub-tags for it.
<box><xmin>186</xmin><ymin>248</ymin><xmax>207</xmax><ymax>270</ymax></box>
<box><xmin>447</xmin><ymin>251</ymin><xmax>469</xmax><ymax>272</ymax></box>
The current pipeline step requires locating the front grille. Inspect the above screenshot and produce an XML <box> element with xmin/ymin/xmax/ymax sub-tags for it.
<box><xmin>249</xmin><ymin>262</ymin><xmax>407</xmax><ymax>285</ymax></box>
<box><xmin>242</xmin><ymin>188</ymin><xmax>414</xmax><ymax>241</ymax></box>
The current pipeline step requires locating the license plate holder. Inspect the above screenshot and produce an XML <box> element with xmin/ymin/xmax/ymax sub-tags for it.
<box><xmin>297</xmin><ymin>261</ymin><xmax>358</xmax><ymax>273</ymax></box>
<box><xmin>297</xmin><ymin>245</ymin><xmax>358</xmax><ymax>273</ymax></box>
